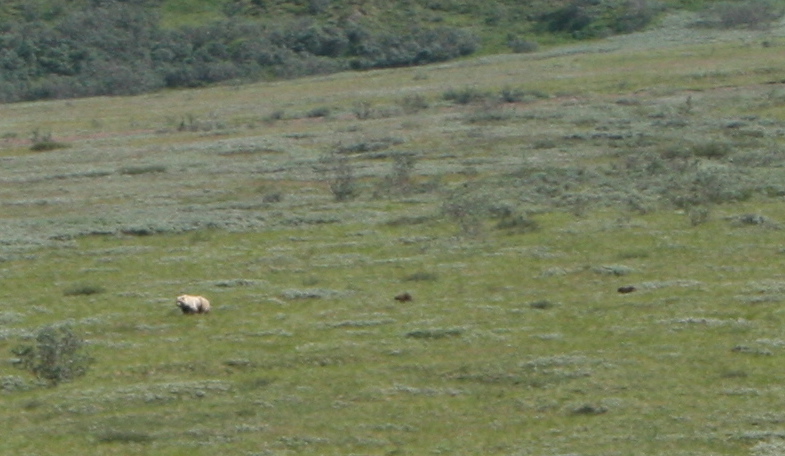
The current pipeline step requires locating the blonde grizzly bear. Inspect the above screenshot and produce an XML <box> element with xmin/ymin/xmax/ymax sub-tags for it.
<box><xmin>176</xmin><ymin>294</ymin><xmax>211</xmax><ymax>314</ymax></box>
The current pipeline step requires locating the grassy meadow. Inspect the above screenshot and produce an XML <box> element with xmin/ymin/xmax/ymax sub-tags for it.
<box><xmin>2</xmin><ymin>12</ymin><xmax>785</xmax><ymax>455</ymax></box>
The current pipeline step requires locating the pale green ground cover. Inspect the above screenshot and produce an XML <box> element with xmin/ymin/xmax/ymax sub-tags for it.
<box><xmin>1</xmin><ymin>12</ymin><xmax>785</xmax><ymax>455</ymax></box>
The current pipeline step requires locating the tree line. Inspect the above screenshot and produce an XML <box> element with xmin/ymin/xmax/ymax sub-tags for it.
<box><xmin>0</xmin><ymin>0</ymin><xmax>687</xmax><ymax>103</ymax></box>
<box><xmin>0</xmin><ymin>1</ymin><xmax>479</xmax><ymax>102</ymax></box>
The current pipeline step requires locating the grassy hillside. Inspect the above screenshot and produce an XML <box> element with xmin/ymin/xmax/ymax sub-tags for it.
<box><xmin>6</xmin><ymin>0</ymin><xmax>777</xmax><ymax>103</ymax></box>
<box><xmin>1</xmin><ymin>10</ymin><xmax>785</xmax><ymax>455</ymax></box>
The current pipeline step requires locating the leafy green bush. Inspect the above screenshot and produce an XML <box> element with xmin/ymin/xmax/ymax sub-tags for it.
<box><xmin>542</xmin><ymin>0</ymin><xmax>663</xmax><ymax>39</ymax></box>
<box><xmin>12</xmin><ymin>325</ymin><xmax>93</xmax><ymax>387</ymax></box>
<box><xmin>29</xmin><ymin>129</ymin><xmax>69</xmax><ymax>152</ymax></box>
<box><xmin>319</xmin><ymin>152</ymin><xmax>359</xmax><ymax>202</ymax></box>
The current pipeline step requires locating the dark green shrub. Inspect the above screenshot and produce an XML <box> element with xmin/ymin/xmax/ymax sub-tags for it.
<box><xmin>405</xmin><ymin>328</ymin><xmax>463</xmax><ymax>339</ymax></box>
<box><xmin>691</xmin><ymin>141</ymin><xmax>732</xmax><ymax>159</ymax></box>
<box><xmin>30</xmin><ymin>139</ymin><xmax>70</xmax><ymax>152</ymax></box>
<box><xmin>348</xmin><ymin>26</ymin><xmax>478</xmax><ymax>70</ymax></box>
<box><xmin>29</xmin><ymin>129</ymin><xmax>69</xmax><ymax>152</ymax></box>
<box><xmin>319</xmin><ymin>152</ymin><xmax>359</xmax><ymax>202</ymax></box>
<box><xmin>542</xmin><ymin>0</ymin><xmax>662</xmax><ymax>39</ymax></box>
<box><xmin>274</xmin><ymin>20</ymin><xmax>349</xmax><ymax>57</ymax></box>
<box><xmin>543</xmin><ymin>1</ymin><xmax>593</xmax><ymax>35</ymax></box>
<box><xmin>12</xmin><ymin>325</ymin><xmax>93</xmax><ymax>387</ymax></box>
<box><xmin>306</xmin><ymin>106</ymin><xmax>331</xmax><ymax>118</ymax></box>
<box><xmin>119</xmin><ymin>165</ymin><xmax>167</xmax><ymax>175</ymax></box>
<box><xmin>529</xmin><ymin>300</ymin><xmax>554</xmax><ymax>310</ymax></box>
<box><xmin>95</xmin><ymin>430</ymin><xmax>154</xmax><ymax>444</ymax></box>
<box><xmin>63</xmin><ymin>283</ymin><xmax>105</xmax><ymax>296</ymax></box>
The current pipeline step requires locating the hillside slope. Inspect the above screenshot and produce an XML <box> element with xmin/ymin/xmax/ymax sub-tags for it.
<box><xmin>0</xmin><ymin>8</ymin><xmax>785</xmax><ymax>455</ymax></box>
<box><xmin>0</xmin><ymin>0</ymin><xmax>702</xmax><ymax>103</ymax></box>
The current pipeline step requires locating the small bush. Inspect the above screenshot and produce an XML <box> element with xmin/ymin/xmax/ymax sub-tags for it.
<box><xmin>542</xmin><ymin>0</ymin><xmax>662</xmax><ymax>39</ymax></box>
<box><xmin>402</xmin><ymin>271</ymin><xmax>439</xmax><ymax>282</ymax></box>
<box><xmin>442</xmin><ymin>87</ymin><xmax>490</xmax><ymax>105</ymax></box>
<box><xmin>570</xmin><ymin>403</ymin><xmax>608</xmax><ymax>415</ymax></box>
<box><xmin>306</xmin><ymin>106</ymin><xmax>331</xmax><ymax>118</ymax></box>
<box><xmin>64</xmin><ymin>283</ymin><xmax>105</xmax><ymax>296</ymax></box>
<box><xmin>12</xmin><ymin>325</ymin><xmax>93</xmax><ymax>387</ymax></box>
<box><xmin>499</xmin><ymin>87</ymin><xmax>549</xmax><ymax>104</ymax></box>
<box><xmin>399</xmin><ymin>94</ymin><xmax>430</xmax><ymax>114</ymax></box>
<box><xmin>691</xmin><ymin>141</ymin><xmax>732</xmax><ymax>159</ymax></box>
<box><xmin>330</xmin><ymin>159</ymin><xmax>359</xmax><ymax>201</ymax></box>
<box><xmin>30</xmin><ymin>140</ymin><xmax>70</xmax><ymax>152</ymax></box>
<box><xmin>377</xmin><ymin>153</ymin><xmax>418</xmax><ymax>196</ymax></box>
<box><xmin>265</xmin><ymin>110</ymin><xmax>286</xmax><ymax>123</ymax></box>
<box><xmin>262</xmin><ymin>191</ymin><xmax>284</xmax><ymax>203</ymax></box>
<box><xmin>405</xmin><ymin>328</ymin><xmax>463</xmax><ymax>339</ymax></box>
<box><xmin>0</xmin><ymin>375</ymin><xmax>32</xmax><ymax>393</ymax></box>
<box><xmin>442</xmin><ymin>188</ymin><xmax>491</xmax><ymax>237</ymax></box>
<box><xmin>529</xmin><ymin>300</ymin><xmax>554</xmax><ymax>310</ymax></box>
<box><xmin>95</xmin><ymin>430</ymin><xmax>154</xmax><ymax>444</ymax></box>
<box><xmin>119</xmin><ymin>165</ymin><xmax>167</xmax><ymax>175</ymax></box>
<box><xmin>688</xmin><ymin>206</ymin><xmax>711</xmax><ymax>226</ymax></box>
<box><xmin>29</xmin><ymin>129</ymin><xmax>69</xmax><ymax>152</ymax></box>
<box><xmin>353</xmin><ymin>101</ymin><xmax>373</xmax><ymax>120</ymax></box>
<box><xmin>500</xmin><ymin>87</ymin><xmax>526</xmax><ymax>103</ymax></box>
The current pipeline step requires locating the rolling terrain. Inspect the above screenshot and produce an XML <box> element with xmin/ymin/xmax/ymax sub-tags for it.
<box><xmin>1</xmin><ymin>9</ymin><xmax>785</xmax><ymax>455</ymax></box>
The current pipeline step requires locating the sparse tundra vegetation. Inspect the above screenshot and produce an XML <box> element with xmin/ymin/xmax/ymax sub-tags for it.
<box><xmin>3</xmin><ymin>6</ymin><xmax>785</xmax><ymax>456</ymax></box>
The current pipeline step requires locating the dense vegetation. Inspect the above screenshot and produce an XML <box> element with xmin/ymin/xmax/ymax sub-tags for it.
<box><xmin>0</xmin><ymin>0</ymin><xmax>691</xmax><ymax>102</ymax></box>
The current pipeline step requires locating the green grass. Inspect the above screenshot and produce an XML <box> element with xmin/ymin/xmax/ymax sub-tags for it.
<box><xmin>0</xmin><ymin>12</ymin><xmax>785</xmax><ymax>455</ymax></box>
